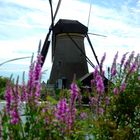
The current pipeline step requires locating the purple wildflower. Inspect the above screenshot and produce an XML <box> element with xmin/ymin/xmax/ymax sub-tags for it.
<box><xmin>113</xmin><ymin>87</ymin><xmax>119</xmax><ymax>95</ymax></box>
<box><xmin>45</xmin><ymin>117</ymin><xmax>49</xmax><ymax>124</ymax></box>
<box><xmin>70</xmin><ymin>83</ymin><xmax>78</xmax><ymax>108</ymax></box>
<box><xmin>55</xmin><ymin>83</ymin><xmax>78</xmax><ymax>131</ymax></box>
<box><xmin>93</xmin><ymin>66</ymin><xmax>105</xmax><ymax>94</ymax></box>
<box><xmin>98</xmin><ymin>107</ymin><xmax>104</xmax><ymax>115</ymax></box>
<box><xmin>77</xmin><ymin>91</ymin><xmax>82</xmax><ymax>108</ymax></box>
<box><xmin>34</xmin><ymin>54</ymin><xmax>42</xmax><ymax>82</ymax></box>
<box><xmin>33</xmin><ymin>54</ymin><xmax>42</xmax><ymax>103</ymax></box>
<box><xmin>66</xmin><ymin>108</ymin><xmax>76</xmax><ymax>130</ymax></box>
<box><xmin>13</xmin><ymin>77</ymin><xmax>20</xmax><ymax>106</ymax></box>
<box><xmin>10</xmin><ymin>108</ymin><xmax>20</xmax><ymax>125</ymax></box>
<box><xmin>120</xmin><ymin>82</ymin><xmax>126</xmax><ymax>92</ymax></box>
<box><xmin>27</xmin><ymin>62</ymin><xmax>35</xmax><ymax>97</ymax></box>
<box><xmin>27</xmin><ymin>54</ymin><xmax>42</xmax><ymax>103</ymax></box>
<box><xmin>96</xmin><ymin>75</ymin><xmax>104</xmax><ymax>94</ymax></box>
<box><xmin>112</xmin><ymin>52</ymin><xmax>118</xmax><ymax>67</ymax></box>
<box><xmin>111</xmin><ymin>66</ymin><xmax>117</xmax><ymax>77</ymax></box>
<box><xmin>101</xmin><ymin>70</ymin><xmax>105</xmax><ymax>76</ymax></box>
<box><xmin>105</xmin><ymin>96</ymin><xmax>110</xmax><ymax>105</ymax></box>
<box><xmin>55</xmin><ymin>98</ymin><xmax>76</xmax><ymax>131</ymax></box>
<box><xmin>55</xmin><ymin>98</ymin><xmax>68</xmax><ymax>122</ymax></box>
<box><xmin>5</xmin><ymin>82</ymin><xmax>12</xmax><ymax>114</ymax></box>
<box><xmin>93</xmin><ymin>66</ymin><xmax>99</xmax><ymax>78</ymax></box>
<box><xmin>124</xmin><ymin>60</ymin><xmax>129</xmax><ymax>70</ymax></box>
<box><xmin>120</xmin><ymin>52</ymin><xmax>128</xmax><ymax>67</ymax></box>
<box><xmin>129</xmin><ymin>63</ymin><xmax>136</xmax><ymax>73</ymax></box>
<box><xmin>34</xmin><ymin>82</ymin><xmax>41</xmax><ymax>104</ymax></box>
<box><xmin>21</xmin><ymin>83</ymin><xmax>27</xmax><ymax>102</ymax></box>
<box><xmin>80</xmin><ymin>112</ymin><xmax>88</xmax><ymax>120</ymax></box>
<box><xmin>21</xmin><ymin>72</ymin><xmax>27</xmax><ymax>102</ymax></box>
<box><xmin>135</xmin><ymin>53</ymin><xmax>140</xmax><ymax>66</ymax></box>
<box><xmin>100</xmin><ymin>53</ymin><xmax>106</xmax><ymax>72</ymax></box>
<box><xmin>93</xmin><ymin>66</ymin><xmax>99</xmax><ymax>77</ymax></box>
<box><xmin>90</xmin><ymin>79</ymin><xmax>95</xmax><ymax>86</ymax></box>
<box><xmin>89</xmin><ymin>96</ymin><xmax>98</xmax><ymax>113</ymax></box>
<box><xmin>5</xmin><ymin>79</ymin><xmax>21</xmax><ymax>125</ymax></box>
<box><xmin>90</xmin><ymin>97</ymin><xmax>98</xmax><ymax>105</ymax></box>
<box><xmin>111</xmin><ymin>52</ymin><xmax>118</xmax><ymax>77</ymax></box>
<box><xmin>100</xmin><ymin>53</ymin><xmax>106</xmax><ymax>66</ymax></box>
<box><xmin>124</xmin><ymin>51</ymin><xmax>135</xmax><ymax>70</ymax></box>
<box><xmin>69</xmin><ymin>83</ymin><xmax>78</xmax><ymax>128</ymax></box>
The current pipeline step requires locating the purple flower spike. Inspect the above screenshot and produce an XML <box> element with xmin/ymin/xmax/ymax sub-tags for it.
<box><xmin>70</xmin><ymin>83</ymin><xmax>78</xmax><ymax>107</ymax></box>
<box><xmin>55</xmin><ymin>98</ymin><xmax>67</xmax><ymax>122</ymax></box>
<box><xmin>112</xmin><ymin>52</ymin><xmax>118</xmax><ymax>66</ymax></box>
<box><xmin>129</xmin><ymin>63</ymin><xmax>136</xmax><ymax>73</ymax></box>
<box><xmin>105</xmin><ymin>96</ymin><xmax>110</xmax><ymax>105</ymax></box>
<box><xmin>90</xmin><ymin>79</ymin><xmax>95</xmax><ymax>86</ymax></box>
<box><xmin>111</xmin><ymin>66</ymin><xmax>117</xmax><ymax>77</ymax></box>
<box><xmin>113</xmin><ymin>87</ymin><xmax>119</xmax><ymax>95</ymax></box>
<box><xmin>55</xmin><ymin>98</ymin><xmax>76</xmax><ymax>131</ymax></box>
<box><xmin>10</xmin><ymin>108</ymin><xmax>20</xmax><ymax>125</ymax></box>
<box><xmin>111</xmin><ymin>52</ymin><xmax>118</xmax><ymax>77</ymax></box>
<box><xmin>96</xmin><ymin>75</ymin><xmax>104</xmax><ymax>94</ymax></box>
<box><xmin>34</xmin><ymin>55</ymin><xmax>42</xmax><ymax>82</ymax></box>
<box><xmin>55</xmin><ymin>82</ymin><xmax>79</xmax><ymax>131</ymax></box>
<box><xmin>120</xmin><ymin>52</ymin><xmax>128</xmax><ymax>67</ymax></box>
<box><xmin>80</xmin><ymin>112</ymin><xmax>88</xmax><ymax>120</ymax></box>
<box><xmin>5</xmin><ymin>82</ymin><xmax>12</xmax><ymax>114</ymax></box>
<box><xmin>21</xmin><ymin>83</ymin><xmax>27</xmax><ymax>102</ymax></box>
<box><xmin>98</xmin><ymin>107</ymin><xmax>104</xmax><ymax>115</ymax></box>
<box><xmin>124</xmin><ymin>51</ymin><xmax>135</xmax><ymax>70</ymax></box>
<box><xmin>34</xmin><ymin>82</ymin><xmax>41</xmax><ymax>104</ymax></box>
<box><xmin>28</xmin><ymin>62</ymin><xmax>35</xmax><ymax>94</ymax></box>
<box><xmin>93</xmin><ymin>66</ymin><xmax>99</xmax><ymax>78</ymax></box>
<box><xmin>100</xmin><ymin>53</ymin><xmax>106</xmax><ymax>72</ymax></box>
<box><xmin>120</xmin><ymin>82</ymin><xmax>126</xmax><ymax>92</ymax></box>
<box><xmin>27</xmin><ymin>54</ymin><xmax>42</xmax><ymax>103</ymax></box>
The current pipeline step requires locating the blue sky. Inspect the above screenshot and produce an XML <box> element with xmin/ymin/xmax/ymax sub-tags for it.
<box><xmin>0</xmin><ymin>0</ymin><xmax>140</xmax><ymax>83</ymax></box>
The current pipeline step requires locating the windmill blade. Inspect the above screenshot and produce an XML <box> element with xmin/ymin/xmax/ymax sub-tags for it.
<box><xmin>41</xmin><ymin>41</ymin><xmax>50</xmax><ymax>67</ymax></box>
<box><xmin>0</xmin><ymin>56</ymin><xmax>31</xmax><ymax>67</ymax></box>
<box><xmin>86</xmin><ymin>34</ymin><xmax>100</xmax><ymax>66</ymax></box>
<box><xmin>37</xmin><ymin>40</ymin><xmax>42</xmax><ymax>54</ymax></box>
<box><xmin>53</xmin><ymin>0</ymin><xmax>62</xmax><ymax>21</ymax></box>
<box><xmin>41</xmin><ymin>0</ymin><xmax>62</xmax><ymax>67</ymax></box>
<box><xmin>51</xmin><ymin>0</ymin><xmax>62</xmax><ymax>61</ymax></box>
<box><xmin>41</xmin><ymin>29</ymin><xmax>52</xmax><ymax>66</ymax></box>
<box><xmin>41</xmin><ymin>0</ymin><xmax>54</xmax><ymax>66</ymax></box>
<box><xmin>67</xmin><ymin>33</ymin><xmax>95</xmax><ymax>69</ymax></box>
<box><xmin>49</xmin><ymin>0</ymin><xmax>54</xmax><ymax>27</ymax></box>
<box><xmin>87</xmin><ymin>0</ymin><xmax>92</xmax><ymax>27</ymax></box>
<box><xmin>88</xmin><ymin>32</ymin><xmax>107</xmax><ymax>37</ymax></box>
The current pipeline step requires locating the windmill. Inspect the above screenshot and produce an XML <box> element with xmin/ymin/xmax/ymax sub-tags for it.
<box><xmin>41</xmin><ymin>0</ymin><xmax>106</xmax><ymax>88</ymax></box>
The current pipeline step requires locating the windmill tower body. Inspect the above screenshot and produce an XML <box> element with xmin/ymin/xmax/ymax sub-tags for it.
<box><xmin>49</xmin><ymin>19</ymin><xmax>89</xmax><ymax>88</ymax></box>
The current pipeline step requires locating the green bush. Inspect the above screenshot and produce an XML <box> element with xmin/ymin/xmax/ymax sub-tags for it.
<box><xmin>0</xmin><ymin>76</ymin><xmax>8</xmax><ymax>100</ymax></box>
<box><xmin>0</xmin><ymin>52</ymin><xmax>140</xmax><ymax>139</ymax></box>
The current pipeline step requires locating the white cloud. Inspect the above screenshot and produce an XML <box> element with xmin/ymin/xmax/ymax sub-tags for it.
<box><xmin>56</xmin><ymin>0</ymin><xmax>90</xmax><ymax>23</ymax></box>
<box><xmin>2</xmin><ymin>0</ymin><xmax>49</xmax><ymax>11</ymax></box>
<box><xmin>0</xmin><ymin>37</ymin><xmax>39</xmax><ymax>58</ymax></box>
<box><xmin>0</xmin><ymin>0</ymin><xmax>140</xmax><ymax>79</ymax></box>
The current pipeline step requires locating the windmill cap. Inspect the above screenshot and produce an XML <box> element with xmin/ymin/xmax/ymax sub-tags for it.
<box><xmin>53</xmin><ymin>19</ymin><xmax>88</xmax><ymax>35</ymax></box>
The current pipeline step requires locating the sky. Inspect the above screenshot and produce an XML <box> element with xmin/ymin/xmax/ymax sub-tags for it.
<box><xmin>0</xmin><ymin>0</ymin><xmax>140</xmax><ymax>83</ymax></box>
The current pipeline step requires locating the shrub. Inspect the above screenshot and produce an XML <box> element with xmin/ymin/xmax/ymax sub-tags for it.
<box><xmin>90</xmin><ymin>52</ymin><xmax>140</xmax><ymax>140</ymax></box>
<box><xmin>0</xmin><ymin>76</ymin><xmax>8</xmax><ymax>100</ymax></box>
<box><xmin>0</xmin><ymin>51</ymin><xmax>139</xmax><ymax>140</ymax></box>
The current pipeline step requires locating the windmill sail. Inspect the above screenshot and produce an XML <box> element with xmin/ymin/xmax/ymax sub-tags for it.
<box><xmin>41</xmin><ymin>0</ymin><xmax>62</xmax><ymax>67</ymax></box>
